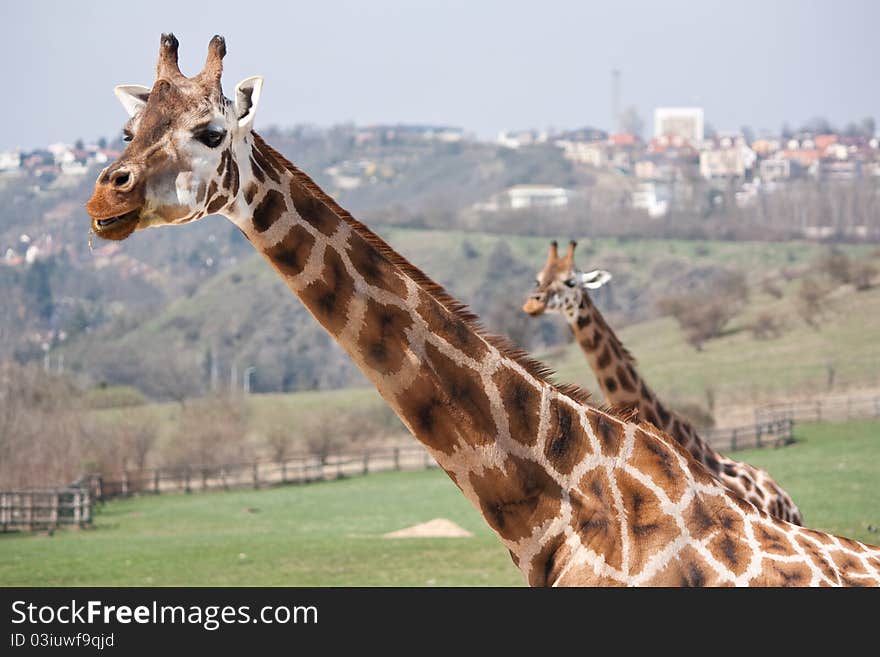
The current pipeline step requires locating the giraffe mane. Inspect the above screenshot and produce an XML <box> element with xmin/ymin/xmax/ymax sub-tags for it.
<box><xmin>253</xmin><ymin>132</ymin><xmax>594</xmax><ymax>407</ymax></box>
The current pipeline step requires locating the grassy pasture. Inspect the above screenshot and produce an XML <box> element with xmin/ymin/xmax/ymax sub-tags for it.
<box><xmin>1</xmin><ymin>420</ymin><xmax>877</xmax><ymax>586</ymax></box>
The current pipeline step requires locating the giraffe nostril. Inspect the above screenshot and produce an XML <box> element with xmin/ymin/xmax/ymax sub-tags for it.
<box><xmin>110</xmin><ymin>170</ymin><xmax>131</xmax><ymax>188</ymax></box>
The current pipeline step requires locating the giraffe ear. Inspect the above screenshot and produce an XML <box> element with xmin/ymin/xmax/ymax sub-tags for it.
<box><xmin>578</xmin><ymin>270</ymin><xmax>612</xmax><ymax>289</ymax></box>
<box><xmin>114</xmin><ymin>85</ymin><xmax>151</xmax><ymax>118</ymax></box>
<box><xmin>234</xmin><ymin>76</ymin><xmax>263</xmax><ymax>129</ymax></box>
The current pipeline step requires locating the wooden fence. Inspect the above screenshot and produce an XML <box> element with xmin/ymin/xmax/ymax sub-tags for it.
<box><xmin>0</xmin><ymin>488</ymin><xmax>91</xmax><ymax>532</ymax></box>
<box><xmin>86</xmin><ymin>444</ymin><xmax>439</xmax><ymax>502</ymax></box>
<box><xmin>703</xmin><ymin>418</ymin><xmax>794</xmax><ymax>452</ymax></box>
<box><xmin>0</xmin><ymin>417</ymin><xmax>799</xmax><ymax>528</ymax></box>
<box><xmin>84</xmin><ymin>419</ymin><xmax>795</xmax><ymax>504</ymax></box>
<box><xmin>754</xmin><ymin>394</ymin><xmax>880</xmax><ymax>425</ymax></box>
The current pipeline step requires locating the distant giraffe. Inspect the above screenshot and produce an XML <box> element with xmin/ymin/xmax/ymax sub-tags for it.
<box><xmin>523</xmin><ymin>240</ymin><xmax>803</xmax><ymax>525</ymax></box>
<box><xmin>84</xmin><ymin>34</ymin><xmax>880</xmax><ymax>585</ymax></box>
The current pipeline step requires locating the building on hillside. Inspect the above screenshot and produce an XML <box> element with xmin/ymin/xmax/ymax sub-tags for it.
<box><xmin>355</xmin><ymin>124</ymin><xmax>464</xmax><ymax>145</ymax></box>
<box><xmin>558</xmin><ymin>140</ymin><xmax>607</xmax><ymax>167</ymax></box>
<box><xmin>632</xmin><ymin>182</ymin><xmax>670</xmax><ymax>218</ymax></box>
<box><xmin>473</xmin><ymin>184</ymin><xmax>575</xmax><ymax>212</ymax></box>
<box><xmin>818</xmin><ymin>160</ymin><xmax>862</xmax><ymax>181</ymax></box>
<box><xmin>759</xmin><ymin>157</ymin><xmax>801</xmax><ymax>182</ymax></box>
<box><xmin>699</xmin><ymin>135</ymin><xmax>756</xmax><ymax>180</ymax></box>
<box><xmin>0</xmin><ymin>150</ymin><xmax>21</xmax><ymax>172</ymax></box>
<box><xmin>653</xmin><ymin>107</ymin><xmax>704</xmax><ymax>145</ymax></box>
<box><xmin>497</xmin><ymin>129</ymin><xmax>549</xmax><ymax>149</ymax></box>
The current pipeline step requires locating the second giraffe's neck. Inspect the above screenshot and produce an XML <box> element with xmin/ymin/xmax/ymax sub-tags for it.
<box><xmin>564</xmin><ymin>293</ymin><xmax>674</xmax><ymax>429</ymax></box>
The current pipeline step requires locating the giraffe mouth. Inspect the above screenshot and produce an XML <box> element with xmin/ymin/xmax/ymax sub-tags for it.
<box><xmin>91</xmin><ymin>208</ymin><xmax>142</xmax><ymax>241</ymax></box>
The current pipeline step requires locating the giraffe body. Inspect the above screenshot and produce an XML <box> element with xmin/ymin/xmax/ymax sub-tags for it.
<box><xmin>524</xmin><ymin>241</ymin><xmax>803</xmax><ymax>525</ymax></box>
<box><xmin>85</xmin><ymin>35</ymin><xmax>879</xmax><ymax>585</ymax></box>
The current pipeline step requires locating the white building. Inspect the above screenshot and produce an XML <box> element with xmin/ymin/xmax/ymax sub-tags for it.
<box><xmin>557</xmin><ymin>140</ymin><xmax>607</xmax><ymax>167</ymax></box>
<box><xmin>497</xmin><ymin>129</ymin><xmax>549</xmax><ymax>149</ymax></box>
<box><xmin>507</xmin><ymin>185</ymin><xmax>572</xmax><ymax>209</ymax></box>
<box><xmin>0</xmin><ymin>150</ymin><xmax>21</xmax><ymax>171</ymax></box>
<box><xmin>632</xmin><ymin>182</ymin><xmax>670</xmax><ymax>218</ymax></box>
<box><xmin>699</xmin><ymin>136</ymin><xmax>756</xmax><ymax>179</ymax></box>
<box><xmin>654</xmin><ymin>107</ymin><xmax>704</xmax><ymax>145</ymax></box>
<box><xmin>474</xmin><ymin>185</ymin><xmax>574</xmax><ymax>212</ymax></box>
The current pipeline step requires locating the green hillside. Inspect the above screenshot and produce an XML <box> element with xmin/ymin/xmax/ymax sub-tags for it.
<box><xmin>60</xmin><ymin>229</ymin><xmax>877</xmax><ymax>404</ymax></box>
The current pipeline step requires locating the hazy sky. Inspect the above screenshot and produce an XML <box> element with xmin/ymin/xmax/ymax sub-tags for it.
<box><xmin>2</xmin><ymin>0</ymin><xmax>879</xmax><ymax>150</ymax></box>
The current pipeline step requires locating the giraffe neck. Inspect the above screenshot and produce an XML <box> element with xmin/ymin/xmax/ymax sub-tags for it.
<box><xmin>214</xmin><ymin>134</ymin><xmax>873</xmax><ymax>585</ymax></box>
<box><xmin>563</xmin><ymin>291</ymin><xmax>719</xmax><ymax>461</ymax></box>
<box><xmin>562</xmin><ymin>288</ymin><xmax>807</xmax><ymax>526</ymax></box>
<box><xmin>564</xmin><ymin>294</ymin><xmax>668</xmax><ymax>424</ymax></box>
<box><xmin>222</xmin><ymin>133</ymin><xmax>611</xmax><ymax>580</ymax></box>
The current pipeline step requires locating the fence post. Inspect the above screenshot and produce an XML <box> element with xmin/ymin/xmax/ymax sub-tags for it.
<box><xmin>121</xmin><ymin>470</ymin><xmax>130</xmax><ymax>497</ymax></box>
<box><xmin>816</xmin><ymin>400</ymin><xmax>822</xmax><ymax>422</ymax></box>
<box><xmin>202</xmin><ymin>468</ymin><xmax>208</xmax><ymax>491</ymax></box>
<box><xmin>362</xmin><ymin>451</ymin><xmax>369</xmax><ymax>476</ymax></box>
<box><xmin>336</xmin><ymin>457</ymin><xmax>344</xmax><ymax>480</ymax></box>
<box><xmin>281</xmin><ymin>460</ymin><xmax>287</xmax><ymax>484</ymax></box>
<box><xmin>756</xmin><ymin>425</ymin><xmax>763</xmax><ymax>449</ymax></box>
<box><xmin>423</xmin><ymin>450</ymin><xmax>431</xmax><ymax>469</ymax></box>
<box><xmin>184</xmin><ymin>467</ymin><xmax>191</xmax><ymax>494</ymax></box>
<box><xmin>252</xmin><ymin>462</ymin><xmax>259</xmax><ymax>489</ymax></box>
<box><xmin>82</xmin><ymin>490</ymin><xmax>91</xmax><ymax>525</ymax></box>
<box><xmin>72</xmin><ymin>490</ymin><xmax>81</xmax><ymax>526</ymax></box>
<box><xmin>731</xmin><ymin>429</ymin><xmax>737</xmax><ymax>452</ymax></box>
<box><xmin>154</xmin><ymin>469</ymin><xmax>160</xmax><ymax>495</ymax></box>
<box><xmin>394</xmin><ymin>447</ymin><xmax>401</xmax><ymax>471</ymax></box>
<box><xmin>49</xmin><ymin>492</ymin><xmax>59</xmax><ymax>530</ymax></box>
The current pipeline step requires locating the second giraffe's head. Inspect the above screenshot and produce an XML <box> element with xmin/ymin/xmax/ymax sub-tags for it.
<box><xmin>85</xmin><ymin>34</ymin><xmax>262</xmax><ymax>240</ymax></box>
<box><xmin>522</xmin><ymin>240</ymin><xmax>611</xmax><ymax>317</ymax></box>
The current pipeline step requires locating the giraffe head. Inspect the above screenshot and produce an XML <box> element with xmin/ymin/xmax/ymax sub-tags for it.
<box><xmin>85</xmin><ymin>34</ymin><xmax>263</xmax><ymax>240</ymax></box>
<box><xmin>523</xmin><ymin>240</ymin><xmax>611</xmax><ymax>317</ymax></box>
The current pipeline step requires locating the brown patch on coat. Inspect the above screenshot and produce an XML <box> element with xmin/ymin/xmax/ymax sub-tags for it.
<box><xmin>346</xmin><ymin>231</ymin><xmax>408</xmax><ymax>299</ymax></box>
<box><xmin>469</xmin><ymin>454</ymin><xmax>563</xmax><ymax>542</ymax></box>
<box><xmin>299</xmin><ymin>246</ymin><xmax>355</xmax><ymax>335</ymax></box>
<box><xmin>629</xmin><ymin>432</ymin><xmax>688</xmax><ymax>502</ymax></box>
<box><xmin>289</xmin><ymin>180</ymin><xmax>339</xmax><ymax>237</ymax></box>
<box><xmin>493</xmin><ymin>365</ymin><xmax>541</xmax><ymax>447</ymax></box>
<box><xmin>570</xmin><ymin>470</ymin><xmax>621</xmax><ymax>571</ymax></box>
<box><xmin>264</xmin><ymin>224</ymin><xmax>315</xmax><ymax>279</ymax></box>
<box><xmin>416</xmin><ymin>290</ymin><xmax>489</xmax><ymax>362</ymax></box>
<box><xmin>544</xmin><ymin>404</ymin><xmax>591</xmax><ymax>475</ymax></box>
<box><xmin>251</xmin><ymin>189</ymin><xmax>286</xmax><ymax>233</ymax></box>
<box><xmin>618</xmin><ymin>470</ymin><xmax>680</xmax><ymax>574</ymax></box>
<box><xmin>589</xmin><ymin>413</ymin><xmax>624</xmax><ymax>456</ymax></box>
<box><xmin>357</xmin><ymin>299</ymin><xmax>414</xmax><ymax>375</ymax></box>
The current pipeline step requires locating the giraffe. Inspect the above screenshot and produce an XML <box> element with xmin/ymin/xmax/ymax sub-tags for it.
<box><xmin>84</xmin><ymin>34</ymin><xmax>880</xmax><ymax>586</ymax></box>
<box><xmin>523</xmin><ymin>240</ymin><xmax>804</xmax><ymax>525</ymax></box>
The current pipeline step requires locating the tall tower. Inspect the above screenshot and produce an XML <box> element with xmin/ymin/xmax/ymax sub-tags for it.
<box><xmin>611</xmin><ymin>68</ymin><xmax>621</xmax><ymax>133</ymax></box>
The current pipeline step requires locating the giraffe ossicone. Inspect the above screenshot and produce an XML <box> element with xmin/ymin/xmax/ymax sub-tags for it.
<box><xmin>85</xmin><ymin>34</ymin><xmax>878</xmax><ymax>586</ymax></box>
<box><xmin>524</xmin><ymin>239</ymin><xmax>804</xmax><ymax>525</ymax></box>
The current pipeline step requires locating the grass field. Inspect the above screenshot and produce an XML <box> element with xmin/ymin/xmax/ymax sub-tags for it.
<box><xmin>1</xmin><ymin>419</ymin><xmax>877</xmax><ymax>586</ymax></box>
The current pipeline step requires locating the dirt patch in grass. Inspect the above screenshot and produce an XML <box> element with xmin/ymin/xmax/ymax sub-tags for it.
<box><xmin>383</xmin><ymin>518</ymin><xmax>473</xmax><ymax>539</ymax></box>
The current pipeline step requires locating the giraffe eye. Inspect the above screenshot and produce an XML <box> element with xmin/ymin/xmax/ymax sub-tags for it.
<box><xmin>195</xmin><ymin>129</ymin><xmax>226</xmax><ymax>148</ymax></box>
<box><xmin>122</xmin><ymin>129</ymin><xmax>133</xmax><ymax>142</ymax></box>
<box><xmin>564</xmin><ymin>278</ymin><xmax>576</xmax><ymax>288</ymax></box>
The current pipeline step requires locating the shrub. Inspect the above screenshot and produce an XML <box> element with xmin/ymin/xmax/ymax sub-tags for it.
<box><xmin>751</xmin><ymin>312</ymin><xmax>785</xmax><ymax>340</ymax></box>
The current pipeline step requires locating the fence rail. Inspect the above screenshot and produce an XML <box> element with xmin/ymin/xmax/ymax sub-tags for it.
<box><xmin>0</xmin><ymin>488</ymin><xmax>91</xmax><ymax>532</ymax></box>
<box><xmin>703</xmin><ymin>419</ymin><xmax>794</xmax><ymax>452</ymax></box>
<box><xmin>86</xmin><ymin>444</ymin><xmax>439</xmax><ymax>503</ymax></box>
<box><xmin>0</xmin><ymin>415</ymin><xmax>805</xmax><ymax>529</ymax></box>
<box><xmin>754</xmin><ymin>394</ymin><xmax>880</xmax><ymax>425</ymax></box>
